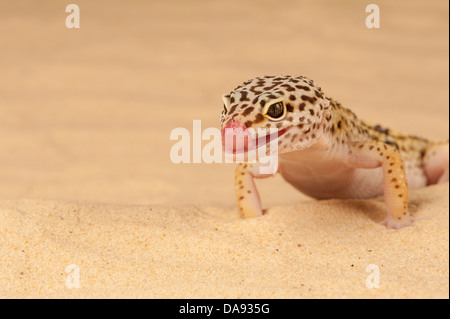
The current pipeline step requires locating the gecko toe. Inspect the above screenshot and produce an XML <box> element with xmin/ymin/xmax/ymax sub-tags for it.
<box><xmin>379</xmin><ymin>216</ymin><xmax>412</xmax><ymax>229</ymax></box>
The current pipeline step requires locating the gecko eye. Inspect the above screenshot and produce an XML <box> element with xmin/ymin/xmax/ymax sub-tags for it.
<box><xmin>264</xmin><ymin>100</ymin><xmax>286</xmax><ymax>121</ymax></box>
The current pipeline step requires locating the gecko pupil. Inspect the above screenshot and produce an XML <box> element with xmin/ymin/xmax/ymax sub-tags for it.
<box><xmin>267</xmin><ymin>102</ymin><xmax>284</xmax><ymax>118</ymax></box>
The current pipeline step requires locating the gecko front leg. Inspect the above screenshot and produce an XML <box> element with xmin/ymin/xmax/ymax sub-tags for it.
<box><xmin>347</xmin><ymin>141</ymin><xmax>410</xmax><ymax>229</ymax></box>
<box><xmin>235</xmin><ymin>162</ymin><xmax>276</xmax><ymax>218</ymax></box>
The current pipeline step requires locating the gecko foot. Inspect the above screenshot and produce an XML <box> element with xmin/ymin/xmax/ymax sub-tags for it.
<box><xmin>379</xmin><ymin>215</ymin><xmax>426</xmax><ymax>229</ymax></box>
<box><xmin>378</xmin><ymin>215</ymin><xmax>412</xmax><ymax>229</ymax></box>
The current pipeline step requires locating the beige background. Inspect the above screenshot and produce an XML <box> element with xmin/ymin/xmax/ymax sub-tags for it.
<box><xmin>0</xmin><ymin>0</ymin><xmax>448</xmax><ymax>298</ymax></box>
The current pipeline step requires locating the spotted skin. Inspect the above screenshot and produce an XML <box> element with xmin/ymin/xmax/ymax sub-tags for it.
<box><xmin>220</xmin><ymin>75</ymin><xmax>449</xmax><ymax>229</ymax></box>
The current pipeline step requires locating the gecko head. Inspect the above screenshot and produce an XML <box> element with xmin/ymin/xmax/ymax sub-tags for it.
<box><xmin>220</xmin><ymin>75</ymin><xmax>331</xmax><ymax>156</ymax></box>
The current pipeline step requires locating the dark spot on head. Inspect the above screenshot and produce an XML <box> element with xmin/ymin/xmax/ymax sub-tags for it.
<box><xmin>299</xmin><ymin>103</ymin><xmax>306</xmax><ymax>111</ymax></box>
<box><xmin>301</xmin><ymin>95</ymin><xmax>317</xmax><ymax>104</ymax></box>
<box><xmin>315</xmin><ymin>90</ymin><xmax>323</xmax><ymax>98</ymax></box>
<box><xmin>281</xmin><ymin>84</ymin><xmax>295</xmax><ymax>92</ymax></box>
<box><xmin>249</xmin><ymin>87</ymin><xmax>262</xmax><ymax>95</ymax></box>
<box><xmin>289</xmin><ymin>95</ymin><xmax>296</xmax><ymax>101</ymax></box>
<box><xmin>264</xmin><ymin>85</ymin><xmax>276</xmax><ymax>91</ymax></box>
<box><xmin>244</xmin><ymin>120</ymin><xmax>253</xmax><ymax>128</ymax></box>
<box><xmin>254</xmin><ymin>113</ymin><xmax>264</xmax><ymax>124</ymax></box>
<box><xmin>309</xmin><ymin>109</ymin><xmax>314</xmax><ymax>116</ymax></box>
<box><xmin>242</xmin><ymin>107</ymin><xmax>254</xmax><ymax>116</ymax></box>
<box><xmin>228</xmin><ymin>104</ymin><xmax>237</xmax><ymax>115</ymax></box>
<box><xmin>295</xmin><ymin>85</ymin><xmax>310</xmax><ymax>91</ymax></box>
<box><xmin>286</xmin><ymin>103</ymin><xmax>294</xmax><ymax>112</ymax></box>
<box><xmin>239</xmin><ymin>91</ymin><xmax>250</xmax><ymax>102</ymax></box>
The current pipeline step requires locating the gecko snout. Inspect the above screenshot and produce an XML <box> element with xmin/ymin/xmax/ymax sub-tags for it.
<box><xmin>222</xmin><ymin>119</ymin><xmax>253</xmax><ymax>154</ymax></box>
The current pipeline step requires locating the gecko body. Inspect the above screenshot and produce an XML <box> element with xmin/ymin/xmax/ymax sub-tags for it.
<box><xmin>220</xmin><ymin>75</ymin><xmax>449</xmax><ymax>229</ymax></box>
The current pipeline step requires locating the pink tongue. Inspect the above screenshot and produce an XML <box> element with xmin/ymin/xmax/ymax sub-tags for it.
<box><xmin>221</xmin><ymin>120</ymin><xmax>254</xmax><ymax>154</ymax></box>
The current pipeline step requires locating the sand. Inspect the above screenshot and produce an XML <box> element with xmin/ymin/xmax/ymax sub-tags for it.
<box><xmin>0</xmin><ymin>0</ymin><xmax>448</xmax><ymax>298</ymax></box>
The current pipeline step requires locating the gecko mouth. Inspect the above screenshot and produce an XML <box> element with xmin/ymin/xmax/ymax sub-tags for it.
<box><xmin>222</xmin><ymin>124</ymin><xmax>291</xmax><ymax>155</ymax></box>
<box><xmin>252</xmin><ymin>126</ymin><xmax>290</xmax><ymax>151</ymax></box>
